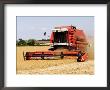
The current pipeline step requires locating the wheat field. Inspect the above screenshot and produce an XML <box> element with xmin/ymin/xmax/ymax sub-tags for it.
<box><xmin>16</xmin><ymin>42</ymin><xmax>94</xmax><ymax>75</ymax></box>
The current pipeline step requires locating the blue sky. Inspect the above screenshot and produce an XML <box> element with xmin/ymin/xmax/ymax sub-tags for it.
<box><xmin>17</xmin><ymin>16</ymin><xmax>94</xmax><ymax>40</ymax></box>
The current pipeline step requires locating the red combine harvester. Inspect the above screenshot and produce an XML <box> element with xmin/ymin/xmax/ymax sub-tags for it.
<box><xmin>23</xmin><ymin>25</ymin><xmax>88</xmax><ymax>62</ymax></box>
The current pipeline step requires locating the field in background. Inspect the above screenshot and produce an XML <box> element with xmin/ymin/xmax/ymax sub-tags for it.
<box><xmin>16</xmin><ymin>38</ymin><xmax>94</xmax><ymax>74</ymax></box>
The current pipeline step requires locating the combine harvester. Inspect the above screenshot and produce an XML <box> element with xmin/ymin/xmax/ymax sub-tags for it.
<box><xmin>23</xmin><ymin>25</ymin><xmax>89</xmax><ymax>62</ymax></box>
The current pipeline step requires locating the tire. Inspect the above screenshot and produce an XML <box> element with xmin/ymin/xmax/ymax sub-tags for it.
<box><xmin>77</xmin><ymin>51</ymin><xmax>82</xmax><ymax>62</ymax></box>
<box><xmin>77</xmin><ymin>59</ymin><xmax>81</xmax><ymax>62</ymax></box>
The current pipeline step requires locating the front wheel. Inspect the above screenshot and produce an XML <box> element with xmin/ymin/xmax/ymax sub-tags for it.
<box><xmin>77</xmin><ymin>51</ymin><xmax>82</xmax><ymax>62</ymax></box>
<box><xmin>77</xmin><ymin>58</ymin><xmax>81</xmax><ymax>62</ymax></box>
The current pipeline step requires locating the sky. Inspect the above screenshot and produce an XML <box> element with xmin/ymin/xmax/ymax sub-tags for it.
<box><xmin>17</xmin><ymin>16</ymin><xmax>94</xmax><ymax>40</ymax></box>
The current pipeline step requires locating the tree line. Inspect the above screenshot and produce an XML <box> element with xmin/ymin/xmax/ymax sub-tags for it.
<box><xmin>16</xmin><ymin>38</ymin><xmax>50</xmax><ymax>46</ymax></box>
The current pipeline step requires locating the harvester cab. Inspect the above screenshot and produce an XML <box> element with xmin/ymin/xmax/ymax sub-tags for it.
<box><xmin>48</xmin><ymin>25</ymin><xmax>88</xmax><ymax>51</ymax></box>
<box><xmin>49</xmin><ymin>26</ymin><xmax>69</xmax><ymax>50</ymax></box>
